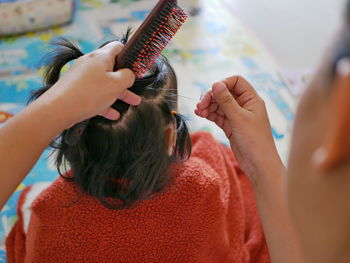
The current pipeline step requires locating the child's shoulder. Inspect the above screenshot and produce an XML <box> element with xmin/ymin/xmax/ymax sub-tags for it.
<box><xmin>28</xmin><ymin>176</ymin><xmax>79</xmax><ymax>211</ymax></box>
<box><xmin>190</xmin><ymin>131</ymin><xmax>230</xmax><ymax>157</ymax></box>
<box><xmin>190</xmin><ymin>131</ymin><xmax>218</xmax><ymax>145</ymax></box>
<box><xmin>189</xmin><ymin>131</ymin><xmax>237</xmax><ymax>174</ymax></box>
<box><xmin>170</xmin><ymin>132</ymin><xmax>237</xmax><ymax>200</ymax></box>
<box><xmin>171</xmin><ymin>155</ymin><xmax>221</xmax><ymax>193</ymax></box>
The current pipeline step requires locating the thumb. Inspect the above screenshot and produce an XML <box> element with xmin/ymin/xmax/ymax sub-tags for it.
<box><xmin>212</xmin><ymin>81</ymin><xmax>242</xmax><ymax>123</ymax></box>
<box><xmin>99</xmin><ymin>107</ymin><xmax>121</xmax><ymax>120</ymax></box>
<box><xmin>118</xmin><ymin>89</ymin><xmax>141</xmax><ymax>106</ymax></box>
<box><xmin>108</xmin><ymin>68</ymin><xmax>136</xmax><ymax>88</ymax></box>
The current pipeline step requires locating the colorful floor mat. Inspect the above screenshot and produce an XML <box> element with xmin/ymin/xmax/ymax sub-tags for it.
<box><xmin>0</xmin><ymin>0</ymin><xmax>300</xmax><ymax>260</ymax></box>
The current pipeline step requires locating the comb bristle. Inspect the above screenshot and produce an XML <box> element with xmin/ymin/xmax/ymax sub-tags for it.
<box><xmin>131</xmin><ymin>8</ymin><xmax>187</xmax><ymax>78</ymax></box>
<box><xmin>117</xmin><ymin>1</ymin><xmax>188</xmax><ymax>78</ymax></box>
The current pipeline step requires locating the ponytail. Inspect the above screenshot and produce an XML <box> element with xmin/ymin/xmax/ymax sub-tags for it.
<box><xmin>28</xmin><ymin>38</ymin><xmax>84</xmax><ymax>102</ymax></box>
<box><xmin>172</xmin><ymin>112</ymin><xmax>191</xmax><ymax>162</ymax></box>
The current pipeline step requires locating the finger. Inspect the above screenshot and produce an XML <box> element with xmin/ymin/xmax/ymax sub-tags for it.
<box><xmin>100</xmin><ymin>41</ymin><xmax>124</xmax><ymax>57</ymax></box>
<box><xmin>223</xmin><ymin>121</ymin><xmax>232</xmax><ymax>137</ymax></box>
<box><xmin>199</xmin><ymin>109</ymin><xmax>209</xmax><ymax>118</ymax></box>
<box><xmin>212</xmin><ymin>81</ymin><xmax>242</xmax><ymax>124</ymax></box>
<box><xmin>208</xmin><ymin>102</ymin><xmax>219</xmax><ymax>113</ymax></box>
<box><xmin>194</xmin><ymin>108</ymin><xmax>201</xmax><ymax>116</ymax></box>
<box><xmin>222</xmin><ymin>76</ymin><xmax>258</xmax><ymax>99</ymax></box>
<box><xmin>207</xmin><ymin>112</ymin><xmax>218</xmax><ymax>123</ymax></box>
<box><xmin>108</xmin><ymin>68</ymin><xmax>136</xmax><ymax>88</ymax></box>
<box><xmin>205</xmin><ymin>112</ymin><xmax>222</xmax><ymax>127</ymax></box>
<box><xmin>201</xmin><ymin>101</ymin><xmax>224</xmax><ymax>116</ymax></box>
<box><xmin>217</xmin><ymin>107</ymin><xmax>225</xmax><ymax>116</ymax></box>
<box><xmin>99</xmin><ymin>108</ymin><xmax>121</xmax><ymax>120</ymax></box>
<box><xmin>195</xmin><ymin>108</ymin><xmax>212</xmax><ymax>118</ymax></box>
<box><xmin>196</xmin><ymin>91</ymin><xmax>213</xmax><ymax>110</ymax></box>
<box><xmin>215</xmin><ymin>114</ymin><xmax>225</xmax><ymax>128</ymax></box>
<box><xmin>118</xmin><ymin>89</ymin><xmax>142</xmax><ymax>106</ymax></box>
<box><xmin>206</xmin><ymin>113</ymin><xmax>231</xmax><ymax>137</ymax></box>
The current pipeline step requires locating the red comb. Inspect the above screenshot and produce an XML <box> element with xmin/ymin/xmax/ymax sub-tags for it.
<box><xmin>116</xmin><ymin>0</ymin><xmax>188</xmax><ymax>78</ymax></box>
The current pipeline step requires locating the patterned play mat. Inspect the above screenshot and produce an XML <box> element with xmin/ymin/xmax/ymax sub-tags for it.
<box><xmin>0</xmin><ymin>0</ymin><xmax>300</xmax><ymax>260</ymax></box>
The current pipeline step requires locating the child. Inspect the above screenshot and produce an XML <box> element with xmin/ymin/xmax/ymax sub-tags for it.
<box><xmin>6</xmin><ymin>33</ymin><xmax>269</xmax><ymax>262</ymax></box>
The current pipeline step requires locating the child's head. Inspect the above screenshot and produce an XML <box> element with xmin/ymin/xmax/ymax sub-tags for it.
<box><xmin>287</xmin><ymin>1</ymin><xmax>350</xmax><ymax>261</ymax></box>
<box><xmin>31</xmin><ymin>32</ymin><xmax>191</xmax><ymax>209</ymax></box>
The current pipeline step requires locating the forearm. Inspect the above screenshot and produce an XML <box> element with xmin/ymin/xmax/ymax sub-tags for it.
<box><xmin>252</xmin><ymin>156</ymin><xmax>304</xmax><ymax>263</ymax></box>
<box><xmin>0</xmin><ymin>41</ymin><xmax>138</xmax><ymax>211</ymax></box>
<box><xmin>195</xmin><ymin>76</ymin><xmax>303</xmax><ymax>261</ymax></box>
<box><xmin>0</xmin><ymin>94</ymin><xmax>70</xmax><ymax>210</ymax></box>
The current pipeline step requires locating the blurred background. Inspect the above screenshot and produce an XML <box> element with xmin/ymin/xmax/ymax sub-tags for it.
<box><xmin>227</xmin><ymin>0</ymin><xmax>346</xmax><ymax>70</ymax></box>
<box><xmin>0</xmin><ymin>0</ymin><xmax>347</xmax><ymax>261</ymax></box>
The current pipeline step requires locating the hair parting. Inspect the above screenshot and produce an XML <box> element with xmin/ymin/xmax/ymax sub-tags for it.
<box><xmin>29</xmin><ymin>31</ymin><xmax>192</xmax><ymax>209</ymax></box>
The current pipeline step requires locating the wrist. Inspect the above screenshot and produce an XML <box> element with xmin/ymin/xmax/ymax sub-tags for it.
<box><xmin>248</xmin><ymin>148</ymin><xmax>286</xmax><ymax>189</ymax></box>
<box><xmin>251</xmin><ymin>156</ymin><xmax>286</xmax><ymax>193</ymax></box>
<box><xmin>32</xmin><ymin>88</ymin><xmax>76</xmax><ymax>132</ymax></box>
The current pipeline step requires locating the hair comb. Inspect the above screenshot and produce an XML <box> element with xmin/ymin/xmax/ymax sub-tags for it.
<box><xmin>64</xmin><ymin>0</ymin><xmax>188</xmax><ymax>146</ymax></box>
<box><xmin>115</xmin><ymin>0</ymin><xmax>188</xmax><ymax>78</ymax></box>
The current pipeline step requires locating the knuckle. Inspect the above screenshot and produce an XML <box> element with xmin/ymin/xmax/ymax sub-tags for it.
<box><xmin>80</xmin><ymin>52</ymin><xmax>100</xmax><ymax>64</ymax></box>
<box><xmin>107</xmin><ymin>40</ymin><xmax>123</xmax><ymax>47</ymax></box>
<box><xmin>105</xmin><ymin>41</ymin><xmax>124</xmax><ymax>54</ymax></box>
<box><xmin>257</xmin><ymin>96</ymin><xmax>265</xmax><ymax>105</ymax></box>
<box><xmin>114</xmin><ymin>41</ymin><xmax>124</xmax><ymax>48</ymax></box>
<box><xmin>75</xmin><ymin>54</ymin><xmax>90</xmax><ymax>66</ymax></box>
<box><xmin>219</xmin><ymin>92</ymin><xmax>233</xmax><ymax>105</ymax></box>
<box><xmin>115</xmin><ymin>46</ymin><xmax>123</xmax><ymax>54</ymax></box>
<box><xmin>225</xmin><ymin>75</ymin><xmax>242</xmax><ymax>83</ymax></box>
<box><xmin>118</xmin><ymin>91</ymin><xmax>127</xmax><ymax>100</ymax></box>
<box><xmin>127</xmin><ymin>78</ymin><xmax>135</xmax><ymax>87</ymax></box>
<box><xmin>122</xmin><ymin>69</ymin><xmax>136</xmax><ymax>86</ymax></box>
<box><xmin>95</xmin><ymin>49</ymin><xmax>107</xmax><ymax>56</ymax></box>
<box><xmin>86</xmin><ymin>51</ymin><xmax>97</xmax><ymax>59</ymax></box>
<box><xmin>236</xmin><ymin>75</ymin><xmax>248</xmax><ymax>86</ymax></box>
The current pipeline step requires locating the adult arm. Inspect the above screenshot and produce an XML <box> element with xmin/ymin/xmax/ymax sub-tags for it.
<box><xmin>195</xmin><ymin>76</ymin><xmax>303</xmax><ymax>263</ymax></box>
<box><xmin>0</xmin><ymin>42</ymin><xmax>140</xmax><ymax>210</ymax></box>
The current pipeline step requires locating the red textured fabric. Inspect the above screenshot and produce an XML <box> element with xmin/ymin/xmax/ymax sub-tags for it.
<box><xmin>7</xmin><ymin>132</ymin><xmax>270</xmax><ymax>263</ymax></box>
<box><xmin>6</xmin><ymin>186</ymin><xmax>31</xmax><ymax>262</ymax></box>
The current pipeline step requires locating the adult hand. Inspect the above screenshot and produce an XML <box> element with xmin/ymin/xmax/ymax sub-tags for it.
<box><xmin>39</xmin><ymin>41</ymin><xmax>140</xmax><ymax>126</ymax></box>
<box><xmin>0</xmin><ymin>42</ymin><xmax>141</xmax><ymax>210</ymax></box>
<box><xmin>195</xmin><ymin>76</ymin><xmax>283</xmax><ymax>183</ymax></box>
<box><xmin>195</xmin><ymin>76</ymin><xmax>303</xmax><ymax>263</ymax></box>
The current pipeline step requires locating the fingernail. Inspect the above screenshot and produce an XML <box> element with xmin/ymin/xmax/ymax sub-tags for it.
<box><xmin>212</xmin><ymin>82</ymin><xmax>226</xmax><ymax>94</ymax></box>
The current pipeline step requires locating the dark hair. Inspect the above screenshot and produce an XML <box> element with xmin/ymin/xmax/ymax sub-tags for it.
<box><xmin>30</xmin><ymin>31</ymin><xmax>192</xmax><ymax>209</ymax></box>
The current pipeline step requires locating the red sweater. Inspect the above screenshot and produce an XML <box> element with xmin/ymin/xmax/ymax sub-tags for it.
<box><xmin>7</xmin><ymin>132</ymin><xmax>269</xmax><ymax>263</ymax></box>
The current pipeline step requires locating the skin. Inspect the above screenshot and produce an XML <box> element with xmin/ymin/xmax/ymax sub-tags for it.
<box><xmin>195</xmin><ymin>26</ymin><xmax>350</xmax><ymax>262</ymax></box>
<box><xmin>2</xmin><ymin>24</ymin><xmax>350</xmax><ymax>263</ymax></box>
<box><xmin>0</xmin><ymin>41</ymin><xmax>141</xmax><ymax>210</ymax></box>
<box><xmin>195</xmin><ymin>77</ymin><xmax>303</xmax><ymax>263</ymax></box>
<box><xmin>287</xmin><ymin>32</ymin><xmax>350</xmax><ymax>262</ymax></box>
<box><xmin>166</xmin><ymin>124</ymin><xmax>176</xmax><ymax>155</ymax></box>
